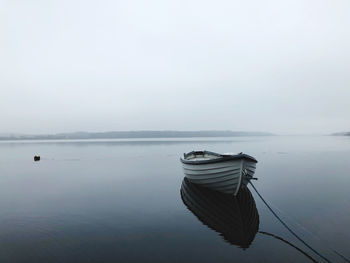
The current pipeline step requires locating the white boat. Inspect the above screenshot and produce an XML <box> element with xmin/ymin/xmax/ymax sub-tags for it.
<box><xmin>181</xmin><ymin>178</ymin><xmax>259</xmax><ymax>248</ymax></box>
<box><xmin>180</xmin><ymin>150</ymin><xmax>257</xmax><ymax>195</ymax></box>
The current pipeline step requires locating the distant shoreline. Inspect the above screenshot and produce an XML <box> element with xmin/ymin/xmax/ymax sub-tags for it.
<box><xmin>331</xmin><ymin>132</ymin><xmax>350</xmax><ymax>136</ymax></box>
<box><xmin>0</xmin><ymin>130</ymin><xmax>275</xmax><ymax>141</ymax></box>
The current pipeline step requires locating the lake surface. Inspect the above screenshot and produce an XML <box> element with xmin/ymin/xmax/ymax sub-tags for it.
<box><xmin>0</xmin><ymin>136</ymin><xmax>349</xmax><ymax>263</ymax></box>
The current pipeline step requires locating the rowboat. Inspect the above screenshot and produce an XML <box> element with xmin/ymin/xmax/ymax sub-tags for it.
<box><xmin>181</xmin><ymin>178</ymin><xmax>259</xmax><ymax>248</ymax></box>
<box><xmin>180</xmin><ymin>151</ymin><xmax>257</xmax><ymax>195</ymax></box>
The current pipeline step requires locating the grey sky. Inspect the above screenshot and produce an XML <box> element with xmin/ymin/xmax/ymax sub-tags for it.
<box><xmin>1</xmin><ymin>0</ymin><xmax>349</xmax><ymax>134</ymax></box>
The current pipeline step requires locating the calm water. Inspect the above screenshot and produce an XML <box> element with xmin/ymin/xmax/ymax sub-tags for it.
<box><xmin>0</xmin><ymin>136</ymin><xmax>349</xmax><ymax>263</ymax></box>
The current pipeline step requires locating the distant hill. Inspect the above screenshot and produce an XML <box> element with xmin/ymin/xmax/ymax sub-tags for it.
<box><xmin>332</xmin><ymin>132</ymin><xmax>350</xmax><ymax>136</ymax></box>
<box><xmin>0</xmin><ymin>130</ymin><xmax>275</xmax><ymax>140</ymax></box>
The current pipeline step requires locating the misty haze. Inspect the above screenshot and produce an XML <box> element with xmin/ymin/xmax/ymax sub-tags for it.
<box><xmin>0</xmin><ymin>0</ymin><xmax>350</xmax><ymax>262</ymax></box>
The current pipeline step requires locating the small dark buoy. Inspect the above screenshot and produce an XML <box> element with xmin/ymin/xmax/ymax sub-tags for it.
<box><xmin>34</xmin><ymin>155</ymin><xmax>40</xmax><ymax>161</ymax></box>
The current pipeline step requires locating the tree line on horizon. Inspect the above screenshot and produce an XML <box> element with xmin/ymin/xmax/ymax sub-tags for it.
<box><xmin>0</xmin><ymin>130</ymin><xmax>275</xmax><ymax>140</ymax></box>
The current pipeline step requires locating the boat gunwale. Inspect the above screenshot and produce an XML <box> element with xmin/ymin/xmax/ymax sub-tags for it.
<box><xmin>181</xmin><ymin>150</ymin><xmax>257</xmax><ymax>165</ymax></box>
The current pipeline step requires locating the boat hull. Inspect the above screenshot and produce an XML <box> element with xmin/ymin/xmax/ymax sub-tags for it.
<box><xmin>181</xmin><ymin>153</ymin><xmax>256</xmax><ymax>195</ymax></box>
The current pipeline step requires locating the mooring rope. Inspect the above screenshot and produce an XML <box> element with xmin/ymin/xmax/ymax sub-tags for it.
<box><xmin>249</xmin><ymin>181</ymin><xmax>333</xmax><ymax>263</ymax></box>
<box><xmin>263</xmin><ymin>198</ymin><xmax>350</xmax><ymax>263</ymax></box>
<box><xmin>333</xmin><ymin>250</ymin><xmax>350</xmax><ymax>263</ymax></box>
<box><xmin>259</xmin><ymin>231</ymin><xmax>319</xmax><ymax>263</ymax></box>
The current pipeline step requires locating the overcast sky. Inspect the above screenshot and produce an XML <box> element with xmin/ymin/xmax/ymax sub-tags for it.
<box><xmin>1</xmin><ymin>0</ymin><xmax>349</xmax><ymax>134</ymax></box>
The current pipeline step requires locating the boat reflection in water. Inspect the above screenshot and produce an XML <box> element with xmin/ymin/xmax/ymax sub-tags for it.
<box><xmin>181</xmin><ymin>178</ymin><xmax>328</xmax><ymax>263</ymax></box>
<box><xmin>180</xmin><ymin>177</ymin><xmax>259</xmax><ymax>249</ymax></box>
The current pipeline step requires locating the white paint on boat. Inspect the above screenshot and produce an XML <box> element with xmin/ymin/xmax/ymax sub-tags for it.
<box><xmin>234</xmin><ymin>160</ymin><xmax>244</xmax><ymax>196</ymax></box>
<box><xmin>180</xmin><ymin>151</ymin><xmax>257</xmax><ymax>195</ymax></box>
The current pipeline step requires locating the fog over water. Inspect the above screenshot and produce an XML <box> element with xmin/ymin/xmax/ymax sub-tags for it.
<box><xmin>1</xmin><ymin>0</ymin><xmax>350</xmax><ymax>134</ymax></box>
